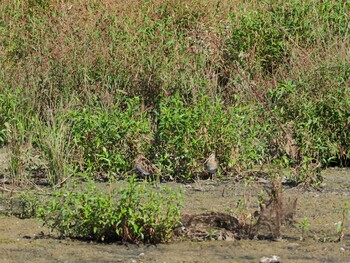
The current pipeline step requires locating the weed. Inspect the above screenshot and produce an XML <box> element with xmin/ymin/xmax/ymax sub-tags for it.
<box><xmin>336</xmin><ymin>202</ymin><xmax>350</xmax><ymax>242</ymax></box>
<box><xmin>65</xmin><ymin>97</ymin><xmax>152</xmax><ymax>178</ymax></box>
<box><xmin>37</xmin><ymin>176</ymin><xmax>182</xmax><ymax>243</ymax></box>
<box><xmin>0</xmin><ymin>191</ymin><xmax>41</xmax><ymax>219</ymax></box>
<box><xmin>294</xmin><ymin>217</ymin><xmax>310</xmax><ymax>241</ymax></box>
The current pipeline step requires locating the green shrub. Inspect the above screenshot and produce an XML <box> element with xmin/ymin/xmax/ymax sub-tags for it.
<box><xmin>0</xmin><ymin>87</ymin><xmax>23</xmax><ymax>145</ymax></box>
<box><xmin>226</xmin><ymin>4</ymin><xmax>288</xmax><ymax>74</ymax></box>
<box><xmin>153</xmin><ymin>94</ymin><xmax>271</xmax><ymax>180</ymax></box>
<box><xmin>37</xmin><ymin>176</ymin><xmax>182</xmax><ymax>243</ymax></box>
<box><xmin>66</xmin><ymin>97</ymin><xmax>152</xmax><ymax>177</ymax></box>
<box><xmin>267</xmin><ymin>61</ymin><xmax>350</xmax><ymax>167</ymax></box>
<box><xmin>0</xmin><ymin>191</ymin><xmax>40</xmax><ymax>219</ymax></box>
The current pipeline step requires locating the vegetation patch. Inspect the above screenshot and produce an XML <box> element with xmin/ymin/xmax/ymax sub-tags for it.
<box><xmin>37</xmin><ymin>177</ymin><xmax>182</xmax><ymax>243</ymax></box>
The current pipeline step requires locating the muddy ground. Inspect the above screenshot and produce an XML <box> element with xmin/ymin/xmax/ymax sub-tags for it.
<box><xmin>1</xmin><ymin>168</ymin><xmax>350</xmax><ymax>262</ymax></box>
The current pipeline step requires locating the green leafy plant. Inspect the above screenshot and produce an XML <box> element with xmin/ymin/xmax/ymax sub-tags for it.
<box><xmin>0</xmin><ymin>191</ymin><xmax>41</xmax><ymax>219</ymax></box>
<box><xmin>294</xmin><ymin>217</ymin><xmax>310</xmax><ymax>241</ymax></box>
<box><xmin>65</xmin><ymin>97</ymin><xmax>152</xmax><ymax>178</ymax></box>
<box><xmin>153</xmin><ymin>94</ymin><xmax>270</xmax><ymax>181</ymax></box>
<box><xmin>336</xmin><ymin>202</ymin><xmax>350</xmax><ymax>242</ymax></box>
<box><xmin>37</xmin><ymin>176</ymin><xmax>182</xmax><ymax>243</ymax></box>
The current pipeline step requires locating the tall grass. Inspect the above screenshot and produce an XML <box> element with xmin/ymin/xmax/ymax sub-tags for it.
<box><xmin>0</xmin><ymin>0</ymin><xmax>349</xmax><ymax>184</ymax></box>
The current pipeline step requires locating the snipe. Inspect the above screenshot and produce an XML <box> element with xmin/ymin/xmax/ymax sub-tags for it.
<box><xmin>205</xmin><ymin>153</ymin><xmax>218</xmax><ymax>178</ymax></box>
<box><xmin>134</xmin><ymin>154</ymin><xmax>159</xmax><ymax>180</ymax></box>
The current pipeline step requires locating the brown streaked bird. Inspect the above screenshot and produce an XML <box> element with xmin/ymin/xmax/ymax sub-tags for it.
<box><xmin>134</xmin><ymin>154</ymin><xmax>159</xmax><ymax>179</ymax></box>
<box><xmin>205</xmin><ymin>153</ymin><xmax>218</xmax><ymax>177</ymax></box>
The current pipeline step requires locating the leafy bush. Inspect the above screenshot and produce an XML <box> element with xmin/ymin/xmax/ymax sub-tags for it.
<box><xmin>0</xmin><ymin>191</ymin><xmax>40</xmax><ymax>219</ymax></box>
<box><xmin>153</xmin><ymin>94</ymin><xmax>271</xmax><ymax>180</ymax></box>
<box><xmin>65</xmin><ymin>98</ymin><xmax>152</xmax><ymax>177</ymax></box>
<box><xmin>267</xmin><ymin>60</ymin><xmax>350</xmax><ymax>167</ymax></box>
<box><xmin>0</xmin><ymin>87</ymin><xmax>22</xmax><ymax>145</ymax></box>
<box><xmin>227</xmin><ymin>7</ymin><xmax>287</xmax><ymax>74</ymax></box>
<box><xmin>37</xmin><ymin>177</ymin><xmax>182</xmax><ymax>243</ymax></box>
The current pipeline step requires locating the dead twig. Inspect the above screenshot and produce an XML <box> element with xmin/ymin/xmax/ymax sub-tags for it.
<box><xmin>54</xmin><ymin>173</ymin><xmax>74</xmax><ymax>188</ymax></box>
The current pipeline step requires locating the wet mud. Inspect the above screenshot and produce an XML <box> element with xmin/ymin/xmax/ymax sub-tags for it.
<box><xmin>1</xmin><ymin>168</ymin><xmax>350</xmax><ymax>262</ymax></box>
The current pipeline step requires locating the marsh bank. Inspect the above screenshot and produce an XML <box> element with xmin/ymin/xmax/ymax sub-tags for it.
<box><xmin>1</xmin><ymin>168</ymin><xmax>350</xmax><ymax>262</ymax></box>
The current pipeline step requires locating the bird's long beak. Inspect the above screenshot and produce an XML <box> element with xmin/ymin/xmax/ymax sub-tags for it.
<box><xmin>204</xmin><ymin>153</ymin><xmax>215</xmax><ymax>163</ymax></box>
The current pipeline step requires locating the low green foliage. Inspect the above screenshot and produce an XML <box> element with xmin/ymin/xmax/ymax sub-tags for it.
<box><xmin>153</xmin><ymin>94</ymin><xmax>271</xmax><ymax>180</ymax></box>
<box><xmin>65</xmin><ymin>98</ymin><xmax>152</xmax><ymax>177</ymax></box>
<box><xmin>268</xmin><ymin>61</ymin><xmax>350</xmax><ymax>168</ymax></box>
<box><xmin>335</xmin><ymin>202</ymin><xmax>350</xmax><ymax>242</ymax></box>
<box><xmin>0</xmin><ymin>191</ymin><xmax>40</xmax><ymax>219</ymax></box>
<box><xmin>37</xmin><ymin>177</ymin><xmax>182</xmax><ymax>243</ymax></box>
<box><xmin>294</xmin><ymin>217</ymin><xmax>310</xmax><ymax>241</ymax></box>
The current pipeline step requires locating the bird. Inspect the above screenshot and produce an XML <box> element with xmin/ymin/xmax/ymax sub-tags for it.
<box><xmin>134</xmin><ymin>154</ymin><xmax>160</xmax><ymax>181</ymax></box>
<box><xmin>205</xmin><ymin>153</ymin><xmax>219</xmax><ymax>178</ymax></box>
<box><xmin>135</xmin><ymin>162</ymin><xmax>150</xmax><ymax>177</ymax></box>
